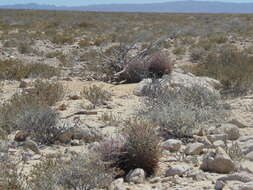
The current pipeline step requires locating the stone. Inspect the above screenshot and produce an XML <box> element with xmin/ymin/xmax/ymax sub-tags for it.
<box><xmin>185</xmin><ymin>142</ymin><xmax>205</xmax><ymax>155</ymax></box>
<box><xmin>200</xmin><ymin>147</ymin><xmax>235</xmax><ymax>174</ymax></box>
<box><xmin>246</xmin><ymin>152</ymin><xmax>253</xmax><ymax>161</ymax></box>
<box><xmin>14</xmin><ymin>130</ymin><xmax>28</xmax><ymax>142</ymax></box>
<box><xmin>57</xmin><ymin>131</ymin><xmax>72</xmax><ymax>144</ymax></box>
<box><xmin>126</xmin><ymin>168</ymin><xmax>145</xmax><ymax>184</ymax></box>
<box><xmin>229</xmin><ymin>118</ymin><xmax>249</xmax><ymax>128</ymax></box>
<box><xmin>161</xmin><ymin>139</ymin><xmax>182</xmax><ymax>152</ymax></box>
<box><xmin>166</xmin><ymin>163</ymin><xmax>191</xmax><ymax>177</ymax></box>
<box><xmin>213</xmin><ymin>140</ymin><xmax>225</xmax><ymax>148</ymax></box>
<box><xmin>240</xmin><ymin>160</ymin><xmax>253</xmax><ymax>174</ymax></box>
<box><xmin>133</xmin><ymin>78</ymin><xmax>152</xmax><ymax>96</ymax></box>
<box><xmin>207</xmin><ymin>134</ymin><xmax>227</xmax><ymax>143</ymax></box>
<box><xmin>219</xmin><ymin>123</ymin><xmax>240</xmax><ymax>140</ymax></box>
<box><xmin>21</xmin><ymin>140</ymin><xmax>40</xmax><ymax>154</ymax></box>
<box><xmin>19</xmin><ymin>80</ymin><xmax>28</xmax><ymax>88</ymax></box>
<box><xmin>68</xmin><ymin>93</ymin><xmax>81</xmax><ymax>100</ymax></box>
<box><xmin>109</xmin><ymin>178</ymin><xmax>126</xmax><ymax>190</ymax></box>
<box><xmin>238</xmin><ymin>136</ymin><xmax>253</xmax><ymax>154</ymax></box>
<box><xmin>217</xmin><ymin>172</ymin><xmax>253</xmax><ymax>183</ymax></box>
<box><xmin>70</xmin><ymin>139</ymin><xmax>81</xmax><ymax>146</ymax></box>
<box><xmin>71</xmin><ymin>127</ymin><xmax>102</xmax><ymax>143</ymax></box>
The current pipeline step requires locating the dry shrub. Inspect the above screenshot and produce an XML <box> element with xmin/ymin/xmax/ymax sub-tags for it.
<box><xmin>33</xmin><ymin>79</ymin><xmax>64</xmax><ymax>106</ymax></box>
<box><xmin>0</xmin><ymin>60</ymin><xmax>58</xmax><ymax>80</ymax></box>
<box><xmin>148</xmin><ymin>52</ymin><xmax>173</xmax><ymax>78</ymax></box>
<box><xmin>15</xmin><ymin>105</ymin><xmax>64</xmax><ymax>145</ymax></box>
<box><xmin>143</xmin><ymin>83</ymin><xmax>226</xmax><ymax>138</ymax></box>
<box><xmin>0</xmin><ymin>141</ymin><xmax>25</xmax><ymax>190</ymax></box>
<box><xmin>28</xmin><ymin>152</ymin><xmax>115</xmax><ymax>190</ymax></box>
<box><xmin>97</xmin><ymin>40</ymin><xmax>172</xmax><ymax>83</ymax></box>
<box><xmin>123</xmin><ymin>120</ymin><xmax>162</xmax><ymax>175</ymax></box>
<box><xmin>191</xmin><ymin>46</ymin><xmax>253</xmax><ymax>96</ymax></box>
<box><xmin>82</xmin><ymin>85</ymin><xmax>111</xmax><ymax>106</ymax></box>
<box><xmin>17</xmin><ymin>42</ymin><xmax>32</xmax><ymax>54</ymax></box>
<box><xmin>95</xmin><ymin>120</ymin><xmax>161</xmax><ymax>176</ymax></box>
<box><xmin>51</xmin><ymin>34</ymin><xmax>73</xmax><ymax>45</ymax></box>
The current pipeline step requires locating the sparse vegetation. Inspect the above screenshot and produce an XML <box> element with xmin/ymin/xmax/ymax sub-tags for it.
<box><xmin>143</xmin><ymin>83</ymin><xmax>226</xmax><ymax>138</ymax></box>
<box><xmin>82</xmin><ymin>85</ymin><xmax>112</xmax><ymax>106</ymax></box>
<box><xmin>0</xmin><ymin>60</ymin><xmax>58</xmax><ymax>80</ymax></box>
<box><xmin>191</xmin><ymin>46</ymin><xmax>253</xmax><ymax>96</ymax></box>
<box><xmin>28</xmin><ymin>152</ymin><xmax>115</xmax><ymax>190</ymax></box>
<box><xmin>96</xmin><ymin>120</ymin><xmax>161</xmax><ymax>176</ymax></box>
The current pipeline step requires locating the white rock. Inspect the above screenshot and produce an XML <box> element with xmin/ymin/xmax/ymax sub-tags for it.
<box><xmin>126</xmin><ymin>168</ymin><xmax>145</xmax><ymax>184</ymax></box>
<box><xmin>166</xmin><ymin>163</ymin><xmax>191</xmax><ymax>177</ymax></box>
<box><xmin>185</xmin><ymin>142</ymin><xmax>205</xmax><ymax>155</ymax></box>
<box><xmin>161</xmin><ymin>139</ymin><xmax>182</xmax><ymax>152</ymax></box>
<box><xmin>109</xmin><ymin>178</ymin><xmax>126</xmax><ymax>190</ymax></box>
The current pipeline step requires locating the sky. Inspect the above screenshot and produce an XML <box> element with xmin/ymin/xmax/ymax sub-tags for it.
<box><xmin>0</xmin><ymin>0</ymin><xmax>252</xmax><ymax>6</ymax></box>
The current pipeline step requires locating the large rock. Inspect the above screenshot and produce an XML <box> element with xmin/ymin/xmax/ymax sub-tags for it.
<box><xmin>185</xmin><ymin>142</ymin><xmax>205</xmax><ymax>155</ymax></box>
<box><xmin>166</xmin><ymin>163</ymin><xmax>191</xmax><ymax>177</ymax></box>
<box><xmin>134</xmin><ymin>71</ymin><xmax>221</xmax><ymax>97</ymax></box>
<box><xmin>200</xmin><ymin>147</ymin><xmax>235</xmax><ymax>174</ymax></box>
<box><xmin>126</xmin><ymin>168</ymin><xmax>145</xmax><ymax>184</ymax></box>
<box><xmin>161</xmin><ymin>139</ymin><xmax>182</xmax><ymax>152</ymax></box>
<box><xmin>219</xmin><ymin>123</ymin><xmax>240</xmax><ymax>140</ymax></box>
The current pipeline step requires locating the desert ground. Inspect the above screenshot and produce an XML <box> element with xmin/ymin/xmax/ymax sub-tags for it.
<box><xmin>1</xmin><ymin>9</ymin><xmax>253</xmax><ymax>190</ymax></box>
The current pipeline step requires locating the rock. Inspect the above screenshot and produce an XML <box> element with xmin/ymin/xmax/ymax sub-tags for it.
<box><xmin>14</xmin><ymin>130</ymin><xmax>28</xmax><ymax>142</ymax></box>
<box><xmin>217</xmin><ymin>172</ymin><xmax>253</xmax><ymax>183</ymax></box>
<box><xmin>246</xmin><ymin>152</ymin><xmax>253</xmax><ymax>161</ymax></box>
<box><xmin>240</xmin><ymin>160</ymin><xmax>253</xmax><ymax>174</ymax></box>
<box><xmin>58</xmin><ymin>131</ymin><xmax>73</xmax><ymax>144</ymax></box>
<box><xmin>161</xmin><ymin>139</ymin><xmax>182</xmax><ymax>152</ymax></box>
<box><xmin>229</xmin><ymin>118</ymin><xmax>248</xmax><ymax>128</ymax></box>
<box><xmin>213</xmin><ymin>140</ymin><xmax>225</xmax><ymax>148</ymax></box>
<box><xmin>133</xmin><ymin>78</ymin><xmax>152</xmax><ymax>96</ymax></box>
<box><xmin>185</xmin><ymin>142</ymin><xmax>205</xmax><ymax>155</ymax></box>
<box><xmin>134</xmin><ymin>71</ymin><xmax>222</xmax><ymax>97</ymax></box>
<box><xmin>163</xmin><ymin>71</ymin><xmax>222</xmax><ymax>91</ymax></box>
<box><xmin>238</xmin><ymin>136</ymin><xmax>253</xmax><ymax>154</ymax></box>
<box><xmin>21</xmin><ymin>140</ymin><xmax>40</xmax><ymax>154</ymax></box>
<box><xmin>70</xmin><ymin>139</ymin><xmax>81</xmax><ymax>146</ymax></box>
<box><xmin>234</xmin><ymin>182</ymin><xmax>253</xmax><ymax>190</ymax></box>
<box><xmin>71</xmin><ymin>127</ymin><xmax>102</xmax><ymax>143</ymax></box>
<box><xmin>207</xmin><ymin>134</ymin><xmax>227</xmax><ymax>143</ymax></box>
<box><xmin>109</xmin><ymin>178</ymin><xmax>126</xmax><ymax>190</ymax></box>
<box><xmin>126</xmin><ymin>168</ymin><xmax>145</xmax><ymax>184</ymax></box>
<box><xmin>219</xmin><ymin>124</ymin><xmax>240</xmax><ymax>140</ymax></box>
<box><xmin>19</xmin><ymin>80</ymin><xmax>28</xmax><ymax>88</ymax></box>
<box><xmin>200</xmin><ymin>147</ymin><xmax>235</xmax><ymax>174</ymax></box>
<box><xmin>68</xmin><ymin>92</ymin><xmax>81</xmax><ymax>100</ymax></box>
<box><xmin>166</xmin><ymin>163</ymin><xmax>191</xmax><ymax>177</ymax></box>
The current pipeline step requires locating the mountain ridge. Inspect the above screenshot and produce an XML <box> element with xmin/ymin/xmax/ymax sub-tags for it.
<box><xmin>0</xmin><ymin>1</ymin><xmax>253</xmax><ymax>13</ymax></box>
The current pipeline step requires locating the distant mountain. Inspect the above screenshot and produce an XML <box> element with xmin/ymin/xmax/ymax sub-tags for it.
<box><xmin>0</xmin><ymin>1</ymin><xmax>253</xmax><ymax>13</ymax></box>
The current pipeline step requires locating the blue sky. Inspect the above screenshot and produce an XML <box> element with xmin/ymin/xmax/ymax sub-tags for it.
<box><xmin>0</xmin><ymin>0</ymin><xmax>252</xmax><ymax>6</ymax></box>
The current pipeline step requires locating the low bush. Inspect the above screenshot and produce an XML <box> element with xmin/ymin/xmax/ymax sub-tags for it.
<box><xmin>0</xmin><ymin>60</ymin><xmax>58</xmax><ymax>80</ymax></box>
<box><xmin>191</xmin><ymin>46</ymin><xmax>253</xmax><ymax>96</ymax></box>
<box><xmin>95</xmin><ymin>120</ymin><xmax>161</xmax><ymax>176</ymax></box>
<box><xmin>96</xmin><ymin>40</ymin><xmax>172</xmax><ymax>83</ymax></box>
<box><xmin>28</xmin><ymin>152</ymin><xmax>115</xmax><ymax>190</ymax></box>
<box><xmin>143</xmin><ymin>83</ymin><xmax>226</xmax><ymax>138</ymax></box>
<box><xmin>82</xmin><ymin>85</ymin><xmax>112</xmax><ymax>106</ymax></box>
<box><xmin>17</xmin><ymin>42</ymin><xmax>32</xmax><ymax>54</ymax></box>
<box><xmin>33</xmin><ymin>79</ymin><xmax>64</xmax><ymax>106</ymax></box>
